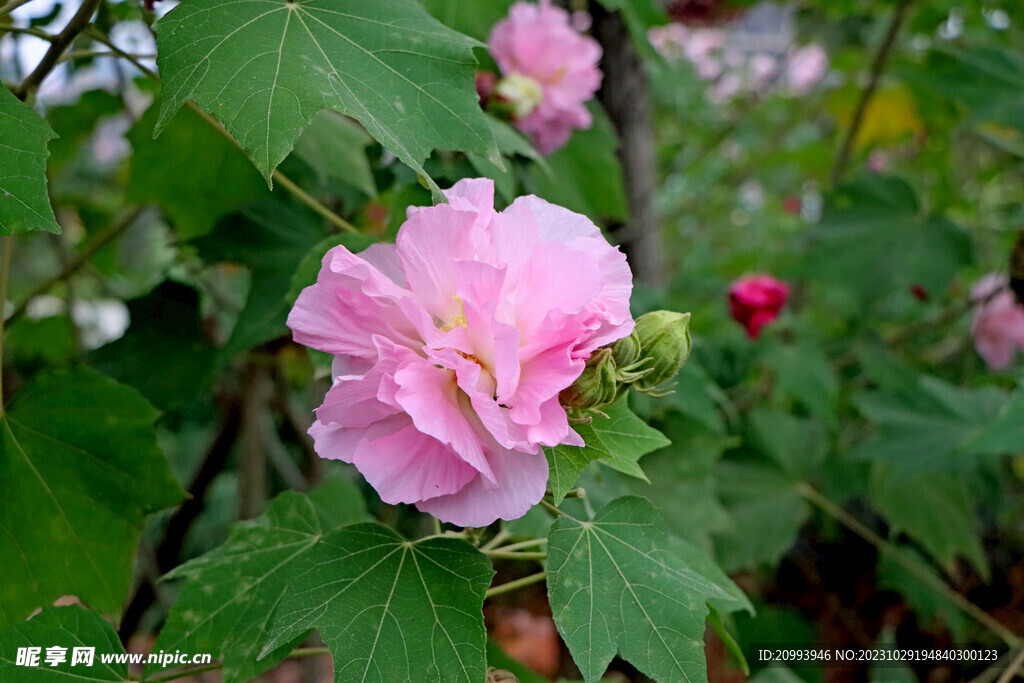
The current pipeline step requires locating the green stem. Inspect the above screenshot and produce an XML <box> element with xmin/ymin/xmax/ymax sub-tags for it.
<box><xmin>0</xmin><ymin>0</ymin><xmax>34</xmax><ymax>17</ymax></box>
<box><xmin>6</xmin><ymin>206</ymin><xmax>144</xmax><ymax>328</ymax></box>
<box><xmin>492</xmin><ymin>538</ymin><xmax>547</xmax><ymax>554</ymax></box>
<box><xmin>480</xmin><ymin>528</ymin><xmax>510</xmax><ymax>552</ymax></box>
<box><xmin>271</xmin><ymin>170</ymin><xmax>358</xmax><ymax>234</ymax></box>
<box><xmin>539</xmin><ymin>499</ymin><xmax>566</xmax><ymax>518</ymax></box>
<box><xmin>485</xmin><ymin>571</ymin><xmax>547</xmax><ymax>599</ymax></box>
<box><xmin>15</xmin><ymin>0</ymin><xmax>103</xmax><ymax>99</ymax></box>
<box><xmin>996</xmin><ymin>646</ymin><xmax>1024</xmax><ymax>683</ymax></box>
<box><xmin>0</xmin><ymin>236</ymin><xmax>11</xmax><ymax>413</ymax></box>
<box><xmin>482</xmin><ymin>550</ymin><xmax>547</xmax><ymax>561</ymax></box>
<box><xmin>797</xmin><ymin>482</ymin><xmax>1021</xmax><ymax>648</ymax></box>
<box><xmin>146</xmin><ymin>647</ymin><xmax>330</xmax><ymax>683</ymax></box>
<box><xmin>830</xmin><ymin>0</ymin><xmax>913</xmax><ymax>185</ymax></box>
<box><xmin>58</xmin><ymin>50</ymin><xmax>156</xmax><ymax>63</ymax></box>
<box><xmin>84</xmin><ymin>28</ymin><xmax>360</xmax><ymax>236</ymax></box>
<box><xmin>0</xmin><ymin>25</ymin><xmax>55</xmax><ymax>40</ymax></box>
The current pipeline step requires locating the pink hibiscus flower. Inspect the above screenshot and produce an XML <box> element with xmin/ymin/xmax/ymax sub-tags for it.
<box><xmin>728</xmin><ymin>274</ymin><xmax>790</xmax><ymax>339</ymax></box>
<box><xmin>489</xmin><ymin>0</ymin><xmax>602</xmax><ymax>155</ymax></box>
<box><xmin>288</xmin><ymin>179</ymin><xmax>633</xmax><ymax>527</ymax></box>
<box><xmin>971</xmin><ymin>273</ymin><xmax>1024</xmax><ymax>370</ymax></box>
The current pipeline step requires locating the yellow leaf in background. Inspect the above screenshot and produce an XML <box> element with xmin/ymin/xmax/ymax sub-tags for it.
<box><xmin>829</xmin><ymin>84</ymin><xmax>924</xmax><ymax>149</ymax></box>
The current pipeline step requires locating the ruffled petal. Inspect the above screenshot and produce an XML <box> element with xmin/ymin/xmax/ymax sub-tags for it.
<box><xmin>415</xmin><ymin>446</ymin><xmax>549</xmax><ymax>527</ymax></box>
<box><xmin>351</xmin><ymin>418</ymin><xmax>479</xmax><ymax>504</ymax></box>
<box><xmin>288</xmin><ymin>245</ymin><xmax>427</xmax><ymax>357</ymax></box>
<box><xmin>394</xmin><ymin>357</ymin><xmax>497</xmax><ymax>484</ymax></box>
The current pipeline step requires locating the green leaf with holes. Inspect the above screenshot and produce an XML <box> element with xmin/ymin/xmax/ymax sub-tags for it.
<box><xmin>0</xmin><ymin>367</ymin><xmax>184</xmax><ymax>627</ymax></box>
<box><xmin>547</xmin><ymin>496</ymin><xmax>734</xmax><ymax>683</ymax></box>
<box><xmin>262</xmin><ymin>523</ymin><xmax>494</xmax><ymax>683</ymax></box>
<box><xmin>0</xmin><ymin>86</ymin><xmax>60</xmax><ymax>234</ymax></box>
<box><xmin>149</xmin><ymin>478</ymin><xmax>367</xmax><ymax>683</ymax></box>
<box><xmin>154</xmin><ymin>0</ymin><xmax>501</xmax><ymax>196</ymax></box>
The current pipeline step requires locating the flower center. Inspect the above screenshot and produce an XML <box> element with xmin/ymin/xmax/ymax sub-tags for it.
<box><xmin>496</xmin><ymin>73</ymin><xmax>544</xmax><ymax>119</ymax></box>
<box><xmin>439</xmin><ymin>295</ymin><xmax>468</xmax><ymax>332</ymax></box>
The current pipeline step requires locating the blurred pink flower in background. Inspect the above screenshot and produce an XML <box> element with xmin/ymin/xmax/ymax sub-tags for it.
<box><xmin>649</xmin><ymin>22</ymin><xmax>828</xmax><ymax>102</ymax></box>
<box><xmin>489</xmin><ymin>0</ymin><xmax>602</xmax><ymax>154</ymax></box>
<box><xmin>970</xmin><ymin>274</ymin><xmax>1024</xmax><ymax>370</ymax></box>
<box><xmin>785</xmin><ymin>43</ymin><xmax>828</xmax><ymax>95</ymax></box>
<box><xmin>288</xmin><ymin>179</ymin><xmax>633</xmax><ymax>527</ymax></box>
<box><xmin>729</xmin><ymin>274</ymin><xmax>790</xmax><ymax>338</ymax></box>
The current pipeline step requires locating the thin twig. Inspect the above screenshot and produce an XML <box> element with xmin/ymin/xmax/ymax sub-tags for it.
<box><xmin>58</xmin><ymin>50</ymin><xmax>156</xmax><ymax>63</ymax></box>
<box><xmin>830</xmin><ymin>0</ymin><xmax>913</xmax><ymax>185</ymax></box>
<box><xmin>797</xmin><ymin>482</ymin><xmax>1021</xmax><ymax>648</ymax></box>
<box><xmin>272</xmin><ymin>170</ymin><xmax>358</xmax><ymax>234</ymax></box>
<box><xmin>0</xmin><ymin>25</ymin><xmax>55</xmax><ymax>40</ymax></box>
<box><xmin>0</xmin><ymin>0</ymin><xmax>35</xmax><ymax>18</ymax></box>
<box><xmin>482</xmin><ymin>550</ymin><xmax>547</xmax><ymax>561</ymax></box>
<box><xmin>85</xmin><ymin>28</ymin><xmax>360</xmax><ymax>235</ymax></box>
<box><xmin>6</xmin><ymin>206</ymin><xmax>145</xmax><ymax>327</ymax></box>
<box><xmin>996</xmin><ymin>646</ymin><xmax>1024</xmax><ymax>683</ymax></box>
<box><xmin>15</xmin><ymin>0</ymin><xmax>103</xmax><ymax>99</ymax></box>
<box><xmin>480</xmin><ymin>529</ymin><xmax>511</xmax><ymax>552</ymax></box>
<box><xmin>492</xmin><ymin>538</ymin><xmax>547</xmax><ymax>554</ymax></box>
<box><xmin>485</xmin><ymin>571</ymin><xmax>547</xmax><ymax>599</ymax></box>
<box><xmin>539</xmin><ymin>499</ymin><xmax>566</xmax><ymax>518</ymax></box>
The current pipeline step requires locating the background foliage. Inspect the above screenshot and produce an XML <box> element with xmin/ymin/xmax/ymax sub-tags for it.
<box><xmin>2</xmin><ymin>0</ymin><xmax>1024</xmax><ymax>681</ymax></box>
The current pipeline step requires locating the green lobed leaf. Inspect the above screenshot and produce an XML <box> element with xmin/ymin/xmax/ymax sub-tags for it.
<box><xmin>46</xmin><ymin>90</ymin><xmax>124</xmax><ymax>171</ymax></box>
<box><xmin>547</xmin><ymin>496</ymin><xmax>733</xmax><ymax>683</ymax></box>
<box><xmin>800</xmin><ymin>175</ymin><xmax>971</xmax><ymax>304</ymax></box>
<box><xmin>955</xmin><ymin>383</ymin><xmax>1024</xmax><ymax>458</ymax></box>
<box><xmin>669</xmin><ymin>535</ymin><xmax>753</xmax><ymax>616</ymax></box>
<box><xmin>546</xmin><ymin>398</ymin><xmax>669</xmax><ymax>503</ymax></box>
<box><xmin>0</xmin><ymin>86</ymin><xmax>60</xmax><ymax>234</ymax></box>
<box><xmin>626</xmin><ymin>415</ymin><xmax>733</xmax><ymax>556</ymax></box>
<box><xmin>765</xmin><ymin>343</ymin><xmax>839</xmax><ymax>427</ymax></box>
<box><xmin>421</xmin><ymin>0</ymin><xmax>515</xmax><ymax>43</ymax></box>
<box><xmin>868</xmin><ymin>470</ymin><xmax>988</xmax><ymax>579</ymax></box>
<box><xmin>126</xmin><ymin>101</ymin><xmax>271</xmax><ymax>240</ymax></box>
<box><xmin>0</xmin><ymin>367</ymin><xmax>185</xmax><ymax>627</ymax></box>
<box><xmin>849</xmin><ymin>374</ymin><xmax>1009</xmax><ymax>475</ymax></box>
<box><xmin>0</xmin><ymin>605</ymin><xmax>128</xmax><ymax>681</ymax></box>
<box><xmin>154</xmin><ymin>0</ymin><xmax>501</xmax><ymax>197</ymax></box>
<box><xmin>712</xmin><ymin>462</ymin><xmax>809</xmax><ymax>572</ymax></box>
<box><xmin>149</xmin><ymin>477</ymin><xmax>367</xmax><ymax>683</ymax></box>
<box><xmin>744</xmin><ymin>408</ymin><xmax>827</xmax><ymax>478</ymax></box>
<box><xmin>262</xmin><ymin>523</ymin><xmax>494</xmax><ymax>683</ymax></box>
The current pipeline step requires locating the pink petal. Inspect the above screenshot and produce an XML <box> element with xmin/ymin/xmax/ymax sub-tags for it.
<box><xmin>397</xmin><ymin>205</ymin><xmax>481</xmax><ymax>322</ymax></box>
<box><xmin>416</xmin><ymin>446</ymin><xmax>549</xmax><ymax>527</ymax></box>
<box><xmin>288</xmin><ymin>245</ymin><xmax>426</xmax><ymax>357</ymax></box>
<box><xmin>394</xmin><ymin>357</ymin><xmax>497</xmax><ymax>484</ymax></box>
<box><xmin>352</xmin><ymin>419</ymin><xmax>479</xmax><ymax>504</ymax></box>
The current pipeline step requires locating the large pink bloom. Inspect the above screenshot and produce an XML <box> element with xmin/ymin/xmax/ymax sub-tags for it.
<box><xmin>489</xmin><ymin>0</ymin><xmax>602</xmax><ymax>155</ymax></box>
<box><xmin>288</xmin><ymin>179</ymin><xmax>633</xmax><ymax>526</ymax></box>
<box><xmin>971</xmin><ymin>274</ymin><xmax>1024</xmax><ymax>370</ymax></box>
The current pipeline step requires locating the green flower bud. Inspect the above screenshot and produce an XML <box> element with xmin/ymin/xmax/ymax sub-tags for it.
<box><xmin>560</xmin><ymin>348</ymin><xmax>618</xmax><ymax>409</ymax></box>
<box><xmin>611</xmin><ymin>330</ymin><xmax>641</xmax><ymax>367</ymax></box>
<box><xmin>633</xmin><ymin>310</ymin><xmax>692</xmax><ymax>389</ymax></box>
